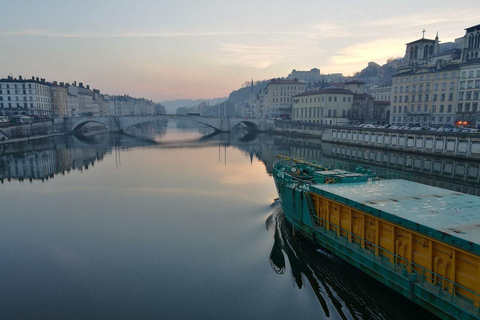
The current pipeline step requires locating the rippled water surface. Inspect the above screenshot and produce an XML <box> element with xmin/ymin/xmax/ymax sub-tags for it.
<box><xmin>1</xmin><ymin>122</ymin><xmax>469</xmax><ymax>319</ymax></box>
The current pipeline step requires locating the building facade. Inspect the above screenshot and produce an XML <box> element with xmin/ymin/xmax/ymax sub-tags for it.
<box><xmin>292</xmin><ymin>88</ymin><xmax>353</xmax><ymax>124</ymax></box>
<box><xmin>258</xmin><ymin>79</ymin><xmax>306</xmax><ymax>119</ymax></box>
<box><xmin>0</xmin><ymin>76</ymin><xmax>52</xmax><ymax>117</ymax></box>
<box><xmin>390</xmin><ymin>65</ymin><xmax>460</xmax><ymax>126</ymax></box>
<box><xmin>457</xmin><ymin>61</ymin><xmax>480</xmax><ymax>127</ymax></box>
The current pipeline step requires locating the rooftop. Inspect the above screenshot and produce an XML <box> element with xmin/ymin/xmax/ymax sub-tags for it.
<box><xmin>466</xmin><ymin>24</ymin><xmax>480</xmax><ymax>32</ymax></box>
<box><xmin>268</xmin><ymin>78</ymin><xmax>305</xmax><ymax>85</ymax></box>
<box><xmin>293</xmin><ymin>88</ymin><xmax>353</xmax><ymax>97</ymax></box>
<box><xmin>344</xmin><ymin>80</ymin><xmax>365</xmax><ymax>85</ymax></box>
<box><xmin>406</xmin><ymin>38</ymin><xmax>436</xmax><ymax>45</ymax></box>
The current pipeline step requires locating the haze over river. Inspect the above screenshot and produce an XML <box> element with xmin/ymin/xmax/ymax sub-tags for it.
<box><xmin>1</xmin><ymin>121</ymin><xmax>478</xmax><ymax>320</ymax></box>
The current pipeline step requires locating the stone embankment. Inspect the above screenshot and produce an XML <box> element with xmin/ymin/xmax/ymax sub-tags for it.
<box><xmin>273</xmin><ymin>120</ymin><xmax>480</xmax><ymax>160</ymax></box>
<box><xmin>0</xmin><ymin>119</ymin><xmax>65</xmax><ymax>143</ymax></box>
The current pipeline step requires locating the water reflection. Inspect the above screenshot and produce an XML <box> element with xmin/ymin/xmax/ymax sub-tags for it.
<box><xmin>2</xmin><ymin>125</ymin><xmax>480</xmax><ymax>198</ymax></box>
<box><xmin>267</xmin><ymin>205</ymin><xmax>434</xmax><ymax>320</ymax></box>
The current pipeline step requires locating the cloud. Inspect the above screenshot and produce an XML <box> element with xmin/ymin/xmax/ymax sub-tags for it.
<box><xmin>331</xmin><ymin>38</ymin><xmax>406</xmax><ymax>65</ymax></box>
<box><xmin>216</xmin><ymin>43</ymin><xmax>286</xmax><ymax>68</ymax></box>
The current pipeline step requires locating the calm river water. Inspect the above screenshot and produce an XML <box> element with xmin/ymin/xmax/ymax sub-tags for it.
<box><xmin>1</xmin><ymin>121</ymin><xmax>479</xmax><ymax>320</ymax></box>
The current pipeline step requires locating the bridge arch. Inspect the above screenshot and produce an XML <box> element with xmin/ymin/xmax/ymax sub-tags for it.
<box><xmin>232</xmin><ymin>120</ymin><xmax>260</xmax><ymax>132</ymax></box>
<box><xmin>71</xmin><ymin>120</ymin><xmax>111</xmax><ymax>132</ymax></box>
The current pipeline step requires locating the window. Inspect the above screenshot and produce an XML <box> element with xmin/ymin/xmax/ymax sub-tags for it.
<box><xmin>432</xmin><ymin>105</ymin><xmax>437</xmax><ymax>112</ymax></box>
<box><xmin>442</xmin><ymin>83</ymin><xmax>446</xmax><ymax>90</ymax></box>
<box><xmin>426</xmin><ymin>83</ymin><xmax>430</xmax><ymax>91</ymax></box>
<box><xmin>474</xmin><ymin>91</ymin><xmax>479</xmax><ymax>100</ymax></box>
<box><xmin>469</xmin><ymin>71</ymin><xmax>474</xmax><ymax>78</ymax></box>
<box><xmin>400</xmin><ymin>86</ymin><xmax>403</xmax><ymax>93</ymax></box>
<box><xmin>394</xmin><ymin>96</ymin><xmax>397</xmax><ymax>103</ymax></box>
<box><xmin>433</xmin><ymin>94</ymin><xmax>437</xmax><ymax>101</ymax></box>
<box><xmin>440</xmin><ymin>105</ymin><xmax>444</xmax><ymax>112</ymax></box>
<box><xmin>443</xmin><ymin>73</ymin><xmax>447</xmax><ymax>79</ymax></box>
<box><xmin>419</xmin><ymin>84</ymin><xmax>423</xmax><ymax>92</ymax></box>
<box><xmin>411</xmin><ymin>95</ymin><xmax>415</xmax><ymax>102</ymax></box>
<box><xmin>427</xmin><ymin>75</ymin><xmax>431</xmax><ymax>80</ymax></box>
<box><xmin>404</xmin><ymin>95</ymin><xmax>408</xmax><ymax>102</ymax></box>
<box><xmin>405</xmin><ymin>85</ymin><xmax>409</xmax><ymax>93</ymax></box>
<box><xmin>399</xmin><ymin>96</ymin><xmax>402</xmax><ymax>103</ymax></box>
<box><xmin>451</xmin><ymin>72</ymin><xmax>456</xmax><ymax>78</ymax></box>
<box><xmin>412</xmin><ymin>84</ymin><xmax>417</xmax><ymax>92</ymax></box>
<box><xmin>448</xmin><ymin>105</ymin><xmax>452</xmax><ymax>112</ymax></box>
<box><xmin>450</xmin><ymin>82</ymin><xmax>454</xmax><ymax>90</ymax></box>
<box><xmin>425</xmin><ymin>94</ymin><xmax>429</xmax><ymax>101</ymax></box>
<box><xmin>459</xmin><ymin>92</ymin><xmax>464</xmax><ymax>100</ymax></box>
<box><xmin>424</xmin><ymin>105</ymin><xmax>428</xmax><ymax>112</ymax></box>
<box><xmin>448</xmin><ymin>93</ymin><xmax>453</xmax><ymax>101</ymax></box>
<box><xmin>329</xmin><ymin>97</ymin><xmax>332</xmax><ymax>102</ymax></box>
<box><xmin>457</xmin><ymin>103</ymin><xmax>462</xmax><ymax>112</ymax></box>
<box><xmin>434</xmin><ymin>83</ymin><xmax>438</xmax><ymax>91</ymax></box>
<box><xmin>440</xmin><ymin>94</ymin><xmax>445</xmax><ymax>101</ymax></box>
<box><xmin>334</xmin><ymin>97</ymin><xmax>337</xmax><ymax>102</ymax></box>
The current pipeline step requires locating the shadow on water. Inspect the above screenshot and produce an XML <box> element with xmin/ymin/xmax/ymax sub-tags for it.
<box><xmin>266</xmin><ymin>204</ymin><xmax>437</xmax><ymax>320</ymax></box>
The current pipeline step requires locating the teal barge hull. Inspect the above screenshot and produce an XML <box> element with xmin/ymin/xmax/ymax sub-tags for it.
<box><xmin>273</xmin><ymin>157</ymin><xmax>480</xmax><ymax>320</ymax></box>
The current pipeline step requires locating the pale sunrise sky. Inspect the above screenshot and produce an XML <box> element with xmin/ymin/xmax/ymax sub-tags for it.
<box><xmin>1</xmin><ymin>0</ymin><xmax>479</xmax><ymax>102</ymax></box>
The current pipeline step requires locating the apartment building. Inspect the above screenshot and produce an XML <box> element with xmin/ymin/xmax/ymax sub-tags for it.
<box><xmin>0</xmin><ymin>76</ymin><xmax>52</xmax><ymax>117</ymax></box>
<box><xmin>292</xmin><ymin>88</ymin><xmax>353</xmax><ymax>124</ymax></box>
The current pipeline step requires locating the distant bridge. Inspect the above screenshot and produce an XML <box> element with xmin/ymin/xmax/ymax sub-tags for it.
<box><xmin>66</xmin><ymin>115</ymin><xmax>273</xmax><ymax>133</ymax></box>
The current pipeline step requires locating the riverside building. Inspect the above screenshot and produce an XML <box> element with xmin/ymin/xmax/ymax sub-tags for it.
<box><xmin>0</xmin><ymin>76</ymin><xmax>52</xmax><ymax>117</ymax></box>
<box><xmin>258</xmin><ymin>78</ymin><xmax>306</xmax><ymax>119</ymax></box>
<box><xmin>390</xmin><ymin>31</ymin><xmax>462</xmax><ymax>127</ymax></box>
<box><xmin>292</xmin><ymin>88</ymin><xmax>353</xmax><ymax>124</ymax></box>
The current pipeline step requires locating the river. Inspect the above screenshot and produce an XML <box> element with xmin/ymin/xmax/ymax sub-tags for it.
<box><xmin>1</xmin><ymin>121</ymin><xmax>478</xmax><ymax>320</ymax></box>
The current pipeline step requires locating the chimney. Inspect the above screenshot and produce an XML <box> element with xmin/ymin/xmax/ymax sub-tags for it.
<box><xmin>19</xmin><ymin>75</ymin><xmax>23</xmax><ymax>80</ymax></box>
<box><xmin>41</xmin><ymin>78</ymin><xmax>45</xmax><ymax>83</ymax></box>
<box><xmin>53</xmin><ymin>81</ymin><xmax>58</xmax><ymax>85</ymax></box>
<box><xmin>7</xmin><ymin>76</ymin><xmax>13</xmax><ymax>80</ymax></box>
<box><xmin>32</xmin><ymin>76</ymin><xmax>35</xmax><ymax>80</ymax></box>
<box><xmin>86</xmin><ymin>85</ymin><xmax>90</xmax><ymax>90</ymax></box>
<box><xmin>36</xmin><ymin>77</ymin><xmax>39</xmax><ymax>81</ymax></box>
<box><xmin>73</xmin><ymin>81</ymin><xmax>77</xmax><ymax>86</ymax></box>
<box><xmin>79</xmin><ymin>82</ymin><xmax>83</xmax><ymax>87</ymax></box>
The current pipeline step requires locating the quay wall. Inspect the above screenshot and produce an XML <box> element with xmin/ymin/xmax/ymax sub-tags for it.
<box><xmin>324</xmin><ymin>127</ymin><xmax>480</xmax><ymax>160</ymax></box>
<box><xmin>273</xmin><ymin>120</ymin><xmax>323</xmax><ymax>137</ymax></box>
<box><xmin>0</xmin><ymin>119</ymin><xmax>65</xmax><ymax>141</ymax></box>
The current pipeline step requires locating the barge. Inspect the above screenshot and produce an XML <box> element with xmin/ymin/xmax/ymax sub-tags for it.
<box><xmin>272</xmin><ymin>156</ymin><xmax>480</xmax><ymax>320</ymax></box>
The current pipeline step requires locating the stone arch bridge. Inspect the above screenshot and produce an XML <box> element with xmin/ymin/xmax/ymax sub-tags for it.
<box><xmin>66</xmin><ymin>115</ymin><xmax>273</xmax><ymax>133</ymax></box>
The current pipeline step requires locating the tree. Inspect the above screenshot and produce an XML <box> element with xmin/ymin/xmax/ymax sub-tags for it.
<box><xmin>154</xmin><ymin>103</ymin><xmax>166</xmax><ymax>115</ymax></box>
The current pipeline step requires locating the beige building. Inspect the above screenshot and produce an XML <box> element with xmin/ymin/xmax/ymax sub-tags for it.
<box><xmin>292</xmin><ymin>88</ymin><xmax>353</xmax><ymax>124</ymax></box>
<box><xmin>390</xmin><ymin>65</ymin><xmax>460</xmax><ymax>126</ymax></box>
<box><xmin>344</xmin><ymin>80</ymin><xmax>365</xmax><ymax>94</ymax></box>
<box><xmin>259</xmin><ymin>78</ymin><xmax>306</xmax><ymax>119</ymax></box>
<box><xmin>370</xmin><ymin>85</ymin><xmax>391</xmax><ymax>102</ymax></box>
<box><xmin>50</xmin><ymin>82</ymin><xmax>68</xmax><ymax>117</ymax></box>
<box><xmin>457</xmin><ymin>61</ymin><xmax>480</xmax><ymax>127</ymax></box>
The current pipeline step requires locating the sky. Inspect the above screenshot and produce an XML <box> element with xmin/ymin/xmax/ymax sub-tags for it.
<box><xmin>1</xmin><ymin>0</ymin><xmax>480</xmax><ymax>102</ymax></box>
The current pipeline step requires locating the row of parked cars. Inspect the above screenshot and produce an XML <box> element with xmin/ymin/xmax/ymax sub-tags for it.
<box><xmin>353</xmin><ymin>123</ymin><xmax>479</xmax><ymax>133</ymax></box>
